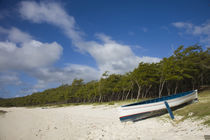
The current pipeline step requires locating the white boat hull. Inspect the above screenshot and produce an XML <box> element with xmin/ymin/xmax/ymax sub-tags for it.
<box><xmin>119</xmin><ymin>90</ymin><xmax>198</xmax><ymax>121</ymax></box>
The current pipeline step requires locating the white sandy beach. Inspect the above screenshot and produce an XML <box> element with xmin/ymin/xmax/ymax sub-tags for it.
<box><xmin>0</xmin><ymin>105</ymin><xmax>209</xmax><ymax>140</ymax></box>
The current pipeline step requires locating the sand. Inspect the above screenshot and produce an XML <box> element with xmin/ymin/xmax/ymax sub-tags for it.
<box><xmin>0</xmin><ymin>105</ymin><xmax>209</xmax><ymax>140</ymax></box>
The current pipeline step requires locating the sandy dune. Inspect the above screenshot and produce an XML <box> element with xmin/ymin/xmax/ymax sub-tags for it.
<box><xmin>0</xmin><ymin>105</ymin><xmax>209</xmax><ymax>140</ymax></box>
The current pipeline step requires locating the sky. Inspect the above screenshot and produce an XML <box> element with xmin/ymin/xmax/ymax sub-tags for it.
<box><xmin>0</xmin><ymin>0</ymin><xmax>210</xmax><ymax>98</ymax></box>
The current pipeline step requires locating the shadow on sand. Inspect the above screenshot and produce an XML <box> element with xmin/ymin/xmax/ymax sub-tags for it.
<box><xmin>132</xmin><ymin>99</ymin><xmax>198</xmax><ymax>122</ymax></box>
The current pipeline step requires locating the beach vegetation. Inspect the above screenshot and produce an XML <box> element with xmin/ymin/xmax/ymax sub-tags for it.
<box><xmin>0</xmin><ymin>45</ymin><xmax>209</xmax><ymax>107</ymax></box>
<box><xmin>174</xmin><ymin>89</ymin><xmax>210</xmax><ymax>126</ymax></box>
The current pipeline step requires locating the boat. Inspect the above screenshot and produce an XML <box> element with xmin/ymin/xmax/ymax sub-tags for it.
<box><xmin>119</xmin><ymin>89</ymin><xmax>198</xmax><ymax>122</ymax></box>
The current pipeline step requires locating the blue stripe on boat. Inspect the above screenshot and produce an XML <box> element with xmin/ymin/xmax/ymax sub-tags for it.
<box><xmin>120</xmin><ymin>112</ymin><xmax>152</xmax><ymax>121</ymax></box>
<box><xmin>121</xmin><ymin>90</ymin><xmax>194</xmax><ymax>107</ymax></box>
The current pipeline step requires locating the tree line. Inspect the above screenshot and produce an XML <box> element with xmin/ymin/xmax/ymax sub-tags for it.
<box><xmin>0</xmin><ymin>45</ymin><xmax>210</xmax><ymax>107</ymax></box>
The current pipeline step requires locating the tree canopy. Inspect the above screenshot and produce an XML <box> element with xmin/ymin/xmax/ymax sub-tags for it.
<box><xmin>0</xmin><ymin>45</ymin><xmax>210</xmax><ymax>107</ymax></box>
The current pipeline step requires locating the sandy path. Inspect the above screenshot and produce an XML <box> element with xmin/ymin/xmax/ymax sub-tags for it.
<box><xmin>0</xmin><ymin>105</ymin><xmax>209</xmax><ymax>140</ymax></box>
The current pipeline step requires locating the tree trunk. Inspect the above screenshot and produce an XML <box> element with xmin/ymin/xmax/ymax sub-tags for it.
<box><xmin>99</xmin><ymin>94</ymin><xmax>102</xmax><ymax>102</ymax></box>
<box><xmin>109</xmin><ymin>91</ymin><xmax>114</xmax><ymax>101</ymax></box>
<box><xmin>145</xmin><ymin>85</ymin><xmax>152</xmax><ymax>98</ymax></box>
<box><xmin>166</xmin><ymin>81</ymin><xmax>171</xmax><ymax>96</ymax></box>
<box><xmin>134</xmin><ymin>80</ymin><xmax>141</xmax><ymax>100</ymax></box>
<box><xmin>125</xmin><ymin>89</ymin><xmax>131</xmax><ymax>100</ymax></box>
<box><xmin>201</xmin><ymin>73</ymin><xmax>204</xmax><ymax>86</ymax></box>
<box><xmin>174</xmin><ymin>81</ymin><xmax>178</xmax><ymax>94</ymax></box>
<box><xmin>192</xmin><ymin>79</ymin><xmax>195</xmax><ymax>90</ymax></box>
<box><xmin>141</xmin><ymin>87</ymin><xmax>145</xmax><ymax>98</ymax></box>
<box><xmin>137</xmin><ymin>85</ymin><xmax>141</xmax><ymax>100</ymax></box>
<box><xmin>117</xmin><ymin>92</ymin><xmax>121</xmax><ymax>101</ymax></box>
<box><xmin>159</xmin><ymin>79</ymin><xmax>165</xmax><ymax>97</ymax></box>
<box><xmin>131</xmin><ymin>90</ymin><xmax>133</xmax><ymax>100</ymax></box>
<box><xmin>121</xmin><ymin>89</ymin><xmax>125</xmax><ymax>100</ymax></box>
<box><xmin>167</xmin><ymin>87</ymin><xmax>170</xmax><ymax>96</ymax></box>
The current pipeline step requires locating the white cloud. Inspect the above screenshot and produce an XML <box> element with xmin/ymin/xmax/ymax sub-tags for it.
<box><xmin>19</xmin><ymin>1</ymin><xmax>161</xmax><ymax>76</ymax></box>
<box><xmin>0</xmin><ymin>27</ymin><xmax>64</xmax><ymax>96</ymax></box>
<box><xmin>83</xmin><ymin>34</ymin><xmax>160</xmax><ymax>74</ymax></box>
<box><xmin>0</xmin><ymin>1</ymin><xmax>163</xmax><ymax>97</ymax></box>
<box><xmin>19</xmin><ymin>1</ymin><xmax>82</xmax><ymax>42</ymax></box>
<box><xmin>31</xmin><ymin>64</ymin><xmax>100</xmax><ymax>89</ymax></box>
<box><xmin>0</xmin><ymin>26</ymin><xmax>100</xmax><ymax>96</ymax></box>
<box><xmin>73</xmin><ymin>34</ymin><xmax>160</xmax><ymax>74</ymax></box>
<box><xmin>0</xmin><ymin>72</ymin><xmax>24</xmax><ymax>97</ymax></box>
<box><xmin>0</xmin><ymin>27</ymin><xmax>32</xmax><ymax>43</ymax></box>
<box><xmin>172</xmin><ymin>20</ymin><xmax>210</xmax><ymax>47</ymax></box>
<box><xmin>0</xmin><ymin>72</ymin><xmax>21</xmax><ymax>86</ymax></box>
<box><xmin>0</xmin><ymin>30</ymin><xmax>63</xmax><ymax>71</ymax></box>
<box><xmin>172</xmin><ymin>22</ymin><xmax>193</xmax><ymax>29</ymax></box>
<box><xmin>9</xmin><ymin>27</ymin><xmax>32</xmax><ymax>43</ymax></box>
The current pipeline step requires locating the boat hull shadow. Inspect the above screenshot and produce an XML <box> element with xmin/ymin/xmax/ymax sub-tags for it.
<box><xmin>119</xmin><ymin>90</ymin><xmax>198</xmax><ymax>122</ymax></box>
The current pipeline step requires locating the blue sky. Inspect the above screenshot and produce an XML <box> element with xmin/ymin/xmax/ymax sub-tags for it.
<box><xmin>0</xmin><ymin>0</ymin><xmax>209</xmax><ymax>98</ymax></box>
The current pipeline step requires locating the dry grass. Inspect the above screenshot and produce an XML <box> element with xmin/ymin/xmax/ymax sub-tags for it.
<box><xmin>174</xmin><ymin>89</ymin><xmax>210</xmax><ymax>126</ymax></box>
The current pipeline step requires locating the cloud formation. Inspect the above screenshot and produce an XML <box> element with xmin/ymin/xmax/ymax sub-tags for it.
<box><xmin>19</xmin><ymin>1</ymin><xmax>161</xmax><ymax>75</ymax></box>
<box><xmin>0</xmin><ymin>72</ymin><xmax>22</xmax><ymax>97</ymax></box>
<box><xmin>19</xmin><ymin>1</ymin><xmax>82</xmax><ymax>42</ymax></box>
<box><xmin>0</xmin><ymin>27</ymin><xmax>100</xmax><ymax>95</ymax></box>
<box><xmin>0</xmin><ymin>1</ymin><xmax>162</xmax><ymax>97</ymax></box>
<box><xmin>0</xmin><ymin>27</ymin><xmax>63</xmax><ymax>71</ymax></box>
<box><xmin>32</xmin><ymin>64</ymin><xmax>100</xmax><ymax>89</ymax></box>
<box><xmin>0</xmin><ymin>72</ymin><xmax>21</xmax><ymax>87</ymax></box>
<box><xmin>172</xmin><ymin>21</ymin><xmax>210</xmax><ymax>47</ymax></box>
<box><xmin>0</xmin><ymin>27</ymin><xmax>65</xmax><ymax>95</ymax></box>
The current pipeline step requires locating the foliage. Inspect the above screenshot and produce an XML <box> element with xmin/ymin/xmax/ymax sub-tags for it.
<box><xmin>174</xmin><ymin>89</ymin><xmax>210</xmax><ymax>126</ymax></box>
<box><xmin>0</xmin><ymin>45</ymin><xmax>210</xmax><ymax>107</ymax></box>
